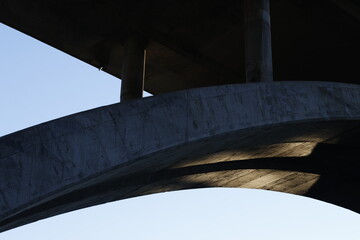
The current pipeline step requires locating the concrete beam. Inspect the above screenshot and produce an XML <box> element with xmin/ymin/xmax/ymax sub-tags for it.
<box><xmin>244</xmin><ymin>0</ymin><xmax>273</xmax><ymax>82</ymax></box>
<box><xmin>2</xmin><ymin>82</ymin><xmax>360</xmax><ymax>232</ymax></box>
<box><xmin>120</xmin><ymin>35</ymin><xmax>147</xmax><ymax>101</ymax></box>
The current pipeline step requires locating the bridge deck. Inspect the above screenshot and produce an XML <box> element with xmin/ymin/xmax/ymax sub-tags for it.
<box><xmin>0</xmin><ymin>0</ymin><xmax>359</xmax><ymax>93</ymax></box>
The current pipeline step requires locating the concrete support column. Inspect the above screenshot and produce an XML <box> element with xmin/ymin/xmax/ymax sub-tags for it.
<box><xmin>120</xmin><ymin>35</ymin><xmax>146</xmax><ymax>101</ymax></box>
<box><xmin>244</xmin><ymin>0</ymin><xmax>273</xmax><ymax>82</ymax></box>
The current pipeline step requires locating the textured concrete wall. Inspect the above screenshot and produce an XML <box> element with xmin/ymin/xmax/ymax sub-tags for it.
<box><xmin>1</xmin><ymin>81</ymin><xmax>360</xmax><ymax>231</ymax></box>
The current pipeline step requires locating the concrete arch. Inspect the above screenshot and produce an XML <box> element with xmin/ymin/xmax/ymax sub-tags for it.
<box><xmin>1</xmin><ymin>81</ymin><xmax>360</xmax><ymax>232</ymax></box>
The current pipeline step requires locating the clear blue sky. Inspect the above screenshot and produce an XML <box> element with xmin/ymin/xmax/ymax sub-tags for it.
<box><xmin>0</xmin><ymin>23</ymin><xmax>360</xmax><ymax>240</ymax></box>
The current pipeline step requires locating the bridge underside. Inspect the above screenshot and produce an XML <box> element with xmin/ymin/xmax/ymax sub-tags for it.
<box><xmin>1</xmin><ymin>0</ymin><xmax>360</xmax><ymax>93</ymax></box>
<box><xmin>1</xmin><ymin>82</ymin><xmax>360</xmax><ymax>232</ymax></box>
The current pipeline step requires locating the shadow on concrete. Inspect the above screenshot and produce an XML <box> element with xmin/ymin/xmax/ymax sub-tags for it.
<box><xmin>3</xmin><ymin>141</ymin><xmax>360</xmax><ymax>232</ymax></box>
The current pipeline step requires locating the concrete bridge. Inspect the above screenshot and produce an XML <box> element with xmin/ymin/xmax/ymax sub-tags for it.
<box><xmin>1</xmin><ymin>0</ymin><xmax>360</xmax><ymax>233</ymax></box>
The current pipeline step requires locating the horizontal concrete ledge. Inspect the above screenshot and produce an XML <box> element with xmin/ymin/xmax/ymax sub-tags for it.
<box><xmin>1</xmin><ymin>81</ymin><xmax>360</xmax><ymax>232</ymax></box>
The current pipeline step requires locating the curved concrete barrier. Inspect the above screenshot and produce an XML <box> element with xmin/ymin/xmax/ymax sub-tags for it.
<box><xmin>1</xmin><ymin>81</ymin><xmax>360</xmax><ymax>232</ymax></box>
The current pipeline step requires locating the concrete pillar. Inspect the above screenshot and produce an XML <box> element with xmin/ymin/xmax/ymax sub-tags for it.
<box><xmin>120</xmin><ymin>35</ymin><xmax>146</xmax><ymax>101</ymax></box>
<box><xmin>244</xmin><ymin>0</ymin><xmax>273</xmax><ymax>82</ymax></box>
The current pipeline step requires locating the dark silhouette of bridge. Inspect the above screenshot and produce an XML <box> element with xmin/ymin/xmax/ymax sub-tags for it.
<box><xmin>1</xmin><ymin>0</ymin><xmax>360</xmax><ymax>233</ymax></box>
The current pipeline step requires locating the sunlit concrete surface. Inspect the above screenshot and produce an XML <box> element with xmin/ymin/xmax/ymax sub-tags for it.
<box><xmin>1</xmin><ymin>81</ymin><xmax>360</xmax><ymax>232</ymax></box>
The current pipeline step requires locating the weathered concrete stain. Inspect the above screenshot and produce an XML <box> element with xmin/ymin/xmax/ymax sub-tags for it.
<box><xmin>1</xmin><ymin>81</ymin><xmax>360</xmax><ymax>232</ymax></box>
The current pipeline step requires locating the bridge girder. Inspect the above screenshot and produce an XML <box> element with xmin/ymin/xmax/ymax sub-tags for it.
<box><xmin>1</xmin><ymin>82</ymin><xmax>360</xmax><ymax>232</ymax></box>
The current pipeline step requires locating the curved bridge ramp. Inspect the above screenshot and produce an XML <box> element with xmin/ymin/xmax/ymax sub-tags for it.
<box><xmin>1</xmin><ymin>81</ymin><xmax>360</xmax><ymax>232</ymax></box>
